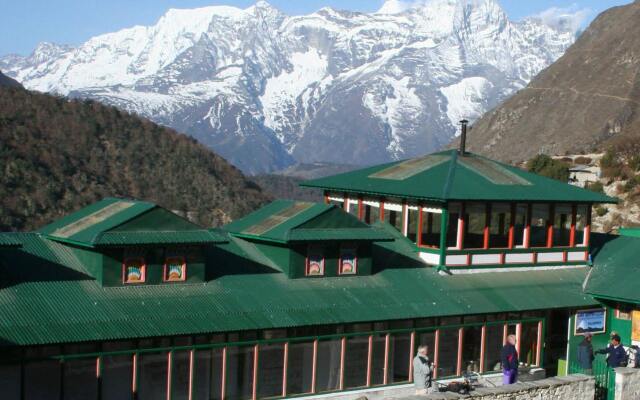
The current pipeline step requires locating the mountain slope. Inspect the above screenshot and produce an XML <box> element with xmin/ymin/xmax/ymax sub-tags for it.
<box><xmin>0</xmin><ymin>71</ymin><xmax>21</xmax><ymax>88</ymax></box>
<box><xmin>0</xmin><ymin>86</ymin><xmax>270</xmax><ymax>231</ymax></box>
<box><xmin>463</xmin><ymin>1</ymin><xmax>640</xmax><ymax>162</ymax></box>
<box><xmin>0</xmin><ymin>0</ymin><xmax>578</xmax><ymax>173</ymax></box>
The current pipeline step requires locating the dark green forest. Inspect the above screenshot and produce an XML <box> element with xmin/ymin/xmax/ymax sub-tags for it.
<box><xmin>0</xmin><ymin>86</ymin><xmax>272</xmax><ymax>231</ymax></box>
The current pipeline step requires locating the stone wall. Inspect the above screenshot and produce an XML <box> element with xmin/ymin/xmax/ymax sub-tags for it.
<box><xmin>615</xmin><ymin>367</ymin><xmax>640</xmax><ymax>400</ymax></box>
<box><xmin>418</xmin><ymin>374</ymin><xmax>594</xmax><ymax>400</ymax></box>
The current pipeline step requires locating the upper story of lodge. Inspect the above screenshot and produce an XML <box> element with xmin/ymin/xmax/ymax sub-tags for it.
<box><xmin>301</xmin><ymin>148</ymin><xmax>616</xmax><ymax>270</ymax></box>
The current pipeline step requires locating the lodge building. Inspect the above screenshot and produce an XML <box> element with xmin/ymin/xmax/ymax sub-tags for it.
<box><xmin>0</xmin><ymin>142</ymin><xmax>637</xmax><ymax>400</ymax></box>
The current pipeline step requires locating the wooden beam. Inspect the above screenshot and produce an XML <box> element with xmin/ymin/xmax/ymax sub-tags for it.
<box><xmin>547</xmin><ymin>204</ymin><xmax>554</xmax><ymax>248</ymax></box>
<box><xmin>508</xmin><ymin>203</ymin><xmax>516</xmax><ymax>249</ymax></box>
<box><xmin>483</xmin><ymin>203</ymin><xmax>491</xmax><ymax>249</ymax></box>
<box><xmin>569</xmin><ymin>204</ymin><xmax>577</xmax><ymax>247</ymax></box>
<box><xmin>282</xmin><ymin>343</ymin><xmax>289</xmax><ymax>398</ymax></box>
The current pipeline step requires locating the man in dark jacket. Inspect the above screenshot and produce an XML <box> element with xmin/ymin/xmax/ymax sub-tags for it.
<box><xmin>501</xmin><ymin>334</ymin><xmax>519</xmax><ymax>385</ymax></box>
<box><xmin>576</xmin><ymin>333</ymin><xmax>594</xmax><ymax>373</ymax></box>
<box><xmin>596</xmin><ymin>335</ymin><xmax>627</xmax><ymax>368</ymax></box>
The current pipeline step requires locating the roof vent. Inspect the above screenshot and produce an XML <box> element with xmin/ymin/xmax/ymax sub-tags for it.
<box><xmin>459</xmin><ymin>119</ymin><xmax>469</xmax><ymax>156</ymax></box>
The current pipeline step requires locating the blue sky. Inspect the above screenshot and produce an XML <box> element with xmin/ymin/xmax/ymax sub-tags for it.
<box><xmin>0</xmin><ymin>0</ymin><xmax>632</xmax><ymax>56</ymax></box>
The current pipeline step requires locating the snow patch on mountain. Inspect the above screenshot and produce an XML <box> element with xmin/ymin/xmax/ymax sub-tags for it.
<box><xmin>441</xmin><ymin>77</ymin><xmax>494</xmax><ymax>133</ymax></box>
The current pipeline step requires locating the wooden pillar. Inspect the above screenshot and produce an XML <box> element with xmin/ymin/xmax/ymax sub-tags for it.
<box><xmin>439</xmin><ymin>207</ymin><xmax>449</xmax><ymax>266</ymax></box>
<box><xmin>456</xmin><ymin>327</ymin><xmax>464</xmax><ymax>376</ymax></box>
<box><xmin>311</xmin><ymin>340</ymin><xmax>318</xmax><ymax>393</ymax></box>
<box><xmin>547</xmin><ymin>204</ymin><xmax>554</xmax><ymax>248</ymax></box>
<box><xmin>524</xmin><ymin>204</ymin><xmax>532</xmax><ymax>248</ymax></box>
<box><xmin>383</xmin><ymin>334</ymin><xmax>390</xmax><ymax>385</ymax></box>
<box><xmin>132</xmin><ymin>353</ymin><xmax>138</xmax><ymax>396</ymax></box>
<box><xmin>167</xmin><ymin>351</ymin><xmax>173</xmax><ymax>400</ymax></box>
<box><xmin>417</xmin><ymin>206</ymin><xmax>424</xmax><ymax>247</ymax></box>
<box><xmin>323</xmin><ymin>192</ymin><xmax>329</xmax><ymax>204</ymax></box>
<box><xmin>339</xmin><ymin>337</ymin><xmax>346</xmax><ymax>390</ymax></box>
<box><xmin>408</xmin><ymin>331</ymin><xmax>416</xmax><ymax>382</ymax></box>
<box><xmin>569</xmin><ymin>204</ymin><xmax>577</xmax><ymax>247</ymax></box>
<box><xmin>536</xmin><ymin>321</ymin><xmax>543</xmax><ymax>366</ymax></box>
<box><xmin>585</xmin><ymin>205</ymin><xmax>592</xmax><ymax>247</ymax></box>
<box><xmin>433</xmin><ymin>330</ymin><xmax>440</xmax><ymax>379</ymax></box>
<box><xmin>457</xmin><ymin>202</ymin><xmax>466</xmax><ymax>249</ymax></box>
<box><xmin>366</xmin><ymin>336</ymin><xmax>373</xmax><ymax>387</ymax></box>
<box><xmin>379</xmin><ymin>199</ymin><xmax>385</xmax><ymax>222</ymax></box>
<box><xmin>282</xmin><ymin>343</ymin><xmax>289</xmax><ymax>398</ymax></box>
<box><xmin>483</xmin><ymin>203</ymin><xmax>491</xmax><ymax>249</ymax></box>
<box><xmin>188</xmin><ymin>350</ymin><xmax>195</xmax><ymax>400</ymax></box>
<box><xmin>357</xmin><ymin>198</ymin><xmax>364</xmax><ymax>221</ymax></box>
<box><xmin>479</xmin><ymin>325</ymin><xmax>486</xmax><ymax>373</ymax></box>
<box><xmin>252</xmin><ymin>345</ymin><xmax>259</xmax><ymax>400</ymax></box>
<box><xmin>221</xmin><ymin>348</ymin><xmax>227</xmax><ymax>400</ymax></box>
<box><xmin>508</xmin><ymin>203</ymin><xmax>516</xmax><ymax>249</ymax></box>
<box><xmin>401</xmin><ymin>202</ymin><xmax>408</xmax><ymax>236</ymax></box>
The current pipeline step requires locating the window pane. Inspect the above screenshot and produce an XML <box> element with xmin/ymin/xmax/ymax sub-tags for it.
<box><xmin>553</xmin><ymin>205</ymin><xmax>572</xmax><ymax>247</ymax></box>
<box><xmin>420</xmin><ymin>210</ymin><xmax>441</xmax><ymax>248</ymax></box>
<box><xmin>315</xmin><ymin>339</ymin><xmax>342</xmax><ymax>392</ymax></box>
<box><xmin>530</xmin><ymin>204</ymin><xmax>549</xmax><ymax>247</ymax></box>
<box><xmin>513</xmin><ymin>204</ymin><xmax>528</xmax><ymax>247</ymax></box>
<box><xmin>225</xmin><ymin>346</ymin><xmax>254</xmax><ymax>400</ymax></box>
<box><xmin>461</xmin><ymin>326</ymin><xmax>482</xmax><ymax>373</ymax></box>
<box><xmin>446</xmin><ymin>203</ymin><xmax>461</xmax><ymax>248</ymax></box>
<box><xmin>483</xmin><ymin>325</ymin><xmax>503</xmax><ymax>372</ymax></box>
<box><xmin>101</xmin><ymin>355</ymin><xmax>133</xmax><ymax>400</ymax></box>
<box><xmin>488</xmin><ymin>203</ymin><xmax>510</xmax><ymax>248</ymax></box>
<box><xmin>407</xmin><ymin>207</ymin><xmax>419</xmax><ymax>243</ymax></box>
<box><xmin>0</xmin><ymin>364</ymin><xmax>21</xmax><ymax>400</ymax></box>
<box><xmin>521</xmin><ymin>322</ymin><xmax>539</xmax><ymax>366</ymax></box>
<box><xmin>464</xmin><ymin>203</ymin><xmax>486</xmax><ymax>249</ymax></box>
<box><xmin>364</xmin><ymin>203</ymin><xmax>381</xmax><ymax>225</ymax></box>
<box><xmin>24</xmin><ymin>360</ymin><xmax>61</xmax><ymax>400</ymax></box>
<box><xmin>343</xmin><ymin>336</ymin><xmax>369</xmax><ymax>389</ymax></box>
<box><xmin>437</xmin><ymin>329</ymin><xmax>459</xmax><ymax>377</ymax></box>
<box><xmin>387</xmin><ymin>333</ymin><xmax>411</xmax><ymax>383</ymax></box>
<box><xmin>347</xmin><ymin>200</ymin><xmax>360</xmax><ymax>219</ymax></box>
<box><xmin>256</xmin><ymin>343</ymin><xmax>284</xmax><ymax>398</ymax></box>
<box><xmin>575</xmin><ymin>205</ymin><xmax>589</xmax><ymax>245</ymax></box>
<box><xmin>171</xmin><ymin>351</ymin><xmax>191</xmax><ymax>400</ymax></box>
<box><xmin>328</xmin><ymin>196</ymin><xmax>344</xmax><ymax>209</ymax></box>
<box><xmin>286</xmin><ymin>341</ymin><xmax>313</xmax><ymax>395</ymax></box>
<box><xmin>138</xmin><ymin>352</ymin><xmax>168</xmax><ymax>400</ymax></box>
<box><xmin>383</xmin><ymin>208</ymin><xmax>403</xmax><ymax>232</ymax></box>
<box><xmin>192</xmin><ymin>348</ymin><xmax>223</xmax><ymax>400</ymax></box>
<box><xmin>416</xmin><ymin>331</ymin><xmax>436</xmax><ymax>363</ymax></box>
<box><xmin>370</xmin><ymin>334</ymin><xmax>386</xmax><ymax>386</ymax></box>
<box><xmin>64</xmin><ymin>358</ymin><xmax>98</xmax><ymax>400</ymax></box>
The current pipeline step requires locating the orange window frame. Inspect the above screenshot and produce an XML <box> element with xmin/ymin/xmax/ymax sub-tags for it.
<box><xmin>122</xmin><ymin>257</ymin><xmax>146</xmax><ymax>284</ymax></box>
<box><xmin>163</xmin><ymin>256</ymin><xmax>187</xmax><ymax>282</ymax></box>
<box><xmin>305</xmin><ymin>245</ymin><xmax>325</xmax><ymax>276</ymax></box>
<box><xmin>338</xmin><ymin>245</ymin><xmax>358</xmax><ymax>275</ymax></box>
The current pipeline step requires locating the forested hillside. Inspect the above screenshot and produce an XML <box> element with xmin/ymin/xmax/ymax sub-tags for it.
<box><xmin>0</xmin><ymin>86</ymin><xmax>271</xmax><ymax>231</ymax></box>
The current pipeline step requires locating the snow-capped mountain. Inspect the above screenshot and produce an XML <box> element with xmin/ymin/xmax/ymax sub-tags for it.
<box><xmin>0</xmin><ymin>0</ymin><xmax>579</xmax><ymax>174</ymax></box>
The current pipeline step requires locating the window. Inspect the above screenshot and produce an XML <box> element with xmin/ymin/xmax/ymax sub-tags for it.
<box><xmin>24</xmin><ymin>360</ymin><xmax>61</xmax><ymax>400</ymax></box>
<box><xmin>575</xmin><ymin>204</ymin><xmax>589</xmax><ymax>246</ymax></box>
<box><xmin>343</xmin><ymin>336</ymin><xmax>369</xmax><ymax>389</ymax></box>
<box><xmin>387</xmin><ymin>333</ymin><xmax>411</xmax><ymax>383</ymax></box>
<box><xmin>483</xmin><ymin>325</ymin><xmax>503</xmax><ymax>372</ymax></box>
<box><xmin>122</xmin><ymin>257</ymin><xmax>146</xmax><ymax>284</ymax></box>
<box><xmin>464</xmin><ymin>203</ymin><xmax>486</xmax><ymax>249</ymax></box>
<box><xmin>420</xmin><ymin>208</ymin><xmax>442</xmax><ymax>248</ymax></box>
<box><xmin>305</xmin><ymin>245</ymin><xmax>325</xmax><ymax>276</ymax></box>
<box><xmin>163</xmin><ymin>256</ymin><xmax>186</xmax><ymax>282</ymax></box>
<box><xmin>347</xmin><ymin>199</ymin><xmax>360</xmax><ymax>219</ymax></box>
<box><xmin>256</xmin><ymin>343</ymin><xmax>285</xmax><ymax>398</ymax></box>
<box><xmin>101</xmin><ymin>354</ymin><xmax>133</xmax><ymax>400</ymax></box>
<box><xmin>437</xmin><ymin>329</ymin><xmax>459</xmax><ymax>377</ymax></box>
<box><xmin>193</xmin><ymin>348</ymin><xmax>223</xmax><ymax>400</ymax></box>
<box><xmin>286</xmin><ymin>341</ymin><xmax>314</xmax><ymax>395</ymax></box>
<box><xmin>315</xmin><ymin>339</ymin><xmax>342</xmax><ymax>392</ymax></box>
<box><xmin>520</xmin><ymin>322</ymin><xmax>540</xmax><ymax>366</ymax></box>
<box><xmin>383</xmin><ymin>202</ymin><xmax>403</xmax><ymax>232</ymax></box>
<box><xmin>488</xmin><ymin>203</ymin><xmax>510</xmax><ymax>248</ymax></box>
<box><xmin>407</xmin><ymin>206</ymin><xmax>419</xmax><ymax>243</ymax></box>
<box><xmin>370</xmin><ymin>334</ymin><xmax>387</xmax><ymax>386</ymax></box>
<box><xmin>363</xmin><ymin>201</ymin><xmax>381</xmax><ymax>224</ymax></box>
<box><xmin>513</xmin><ymin>203</ymin><xmax>529</xmax><ymax>247</ymax></box>
<box><xmin>63</xmin><ymin>357</ymin><xmax>99</xmax><ymax>400</ymax></box>
<box><xmin>327</xmin><ymin>194</ymin><xmax>345</xmax><ymax>209</ymax></box>
<box><xmin>0</xmin><ymin>364</ymin><xmax>20</xmax><ymax>400</ymax></box>
<box><xmin>553</xmin><ymin>205</ymin><xmax>572</xmax><ymax>247</ymax></box>
<box><xmin>530</xmin><ymin>204</ymin><xmax>549</xmax><ymax>247</ymax></box>
<box><xmin>138</xmin><ymin>352</ymin><xmax>168</xmax><ymax>400</ymax></box>
<box><xmin>446</xmin><ymin>203</ymin><xmax>461</xmax><ymax>248</ymax></box>
<box><xmin>339</xmin><ymin>246</ymin><xmax>357</xmax><ymax>275</ymax></box>
<box><xmin>461</xmin><ymin>326</ymin><xmax>482</xmax><ymax>373</ymax></box>
<box><xmin>171</xmin><ymin>351</ymin><xmax>191</xmax><ymax>400</ymax></box>
<box><xmin>225</xmin><ymin>346</ymin><xmax>255</xmax><ymax>400</ymax></box>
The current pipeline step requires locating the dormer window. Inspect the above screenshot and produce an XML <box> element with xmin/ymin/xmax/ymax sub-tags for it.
<box><xmin>339</xmin><ymin>246</ymin><xmax>357</xmax><ymax>275</ymax></box>
<box><xmin>164</xmin><ymin>256</ymin><xmax>186</xmax><ymax>282</ymax></box>
<box><xmin>306</xmin><ymin>245</ymin><xmax>325</xmax><ymax>276</ymax></box>
<box><xmin>123</xmin><ymin>257</ymin><xmax>146</xmax><ymax>284</ymax></box>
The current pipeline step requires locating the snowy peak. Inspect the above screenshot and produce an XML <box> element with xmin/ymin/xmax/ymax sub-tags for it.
<box><xmin>1</xmin><ymin>0</ymin><xmax>577</xmax><ymax>174</ymax></box>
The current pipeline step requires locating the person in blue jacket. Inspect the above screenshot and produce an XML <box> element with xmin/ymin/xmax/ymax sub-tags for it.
<box><xmin>596</xmin><ymin>335</ymin><xmax>627</xmax><ymax>368</ymax></box>
<box><xmin>501</xmin><ymin>334</ymin><xmax>519</xmax><ymax>385</ymax></box>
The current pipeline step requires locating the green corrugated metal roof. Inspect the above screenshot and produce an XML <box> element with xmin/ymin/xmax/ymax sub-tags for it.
<box><xmin>618</xmin><ymin>227</ymin><xmax>640</xmax><ymax>238</ymax></box>
<box><xmin>94</xmin><ymin>230</ymin><xmax>226</xmax><ymax>246</ymax></box>
<box><xmin>0</xmin><ymin>232</ymin><xmax>596</xmax><ymax>346</ymax></box>
<box><xmin>585</xmin><ymin>233</ymin><xmax>640</xmax><ymax>304</ymax></box>
<box><xmin>38</xmin><ymin>198</ymin><xmax>156</xmax><ymax>245</ymax></box>
<box><xmin>224</xmin><ymin>200</ymin><xmax>393</xmax><ymax>243</ymax></box>
<box><xmin>0</xmin><ymin>233</ymin><xmax>21</xmax><ymax>247</ymax></box>
<box><xmin>301</xmin><ymin>149</ymin><xmax>617</xmax><ymax>204</ymax></box>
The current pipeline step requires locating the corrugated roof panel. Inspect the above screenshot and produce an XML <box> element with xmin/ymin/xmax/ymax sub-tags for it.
<box><xmin>0</xmin><ymin>233</ymin><xmax>21</xmax><ymax>247</ymax></box>
<box><xmin>458</xmin><ymin>156</ymin><xmax>531</xmax><ymax>185</ymax></box>
<box><xmin>243</xmin><ymin>202</ymin><xmax>313</xmax><ymax>235</ymax></box>
<box><xmin>51</xmin><ymin>201</ymin><xmax>136</xmax><ymax>238</ymax></box>
<box><xmin>369</xmin><ymin>154</ymin><xmax>450</xmax><ymax>180</ymax></box>
<box><xmin>94</xmin><ymin>230</ymin><xmax>226</xmax><ymax>246</ymax></box>
<box><xmin>287</xmin><ymin>228</ymin><xmax>393</xmax><ymax>241</ymax></box>
<box><xmin>0</xmin><ymin>233</ymin><xmax>596</xmax><ymax>346</ymax></box>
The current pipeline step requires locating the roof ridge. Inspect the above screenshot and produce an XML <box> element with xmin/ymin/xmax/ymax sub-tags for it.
<box><xmin>441</xmin><ymin>149</ymin><xmax>459</xmax><ymax>200</ymax></box>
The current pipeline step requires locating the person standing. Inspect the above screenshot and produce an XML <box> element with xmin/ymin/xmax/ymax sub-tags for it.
<box><xmin>501</xmin><ymin>334</ymin><xmax>519</xmax><ymax>385</ymax></box>
<box><xmin>596</xmin><ymin>335</ymin><xmax>627</xmax><ymax>368</ymax></box>
<box><xmin>413</xmin><ymin>345</ymin><xmax>433</xmax><ymax>395</ymax></box>
<box><xmin>576</xmin><ymin>333</ymin><xmax>594</xmax><ymax>374</ymax></box>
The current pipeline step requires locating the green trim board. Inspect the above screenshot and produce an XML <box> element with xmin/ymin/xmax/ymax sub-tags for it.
<box><xmin>224</xmin><ymin>199</ymin><xmax>393</xmax><ymax>244</ymax></box>
<box><xmin>0</xmin><ymin>232</ymin><xmax>596</xmax><ymax>346</ymax></box>
<box><xmin>619</xmin><ymin>227</ymin><xmax>640</xmax><ymax>238</ymax></box>
<box><xmin>301</xmin><ymin>150</ymin><xmax>617</xmax><ymax>204</ymax></box>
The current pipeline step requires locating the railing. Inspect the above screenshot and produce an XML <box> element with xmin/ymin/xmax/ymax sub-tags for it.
<box><xmin>568</xmin><ymin>359</ymin><xmax>615</xmax><ymax>400</ymax></box>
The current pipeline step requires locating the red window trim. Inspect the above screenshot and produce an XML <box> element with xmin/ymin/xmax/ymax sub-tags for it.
<box><xmin>163</xmin><ymin>255</ymin><xmax>187</xmax><ymax>282</ymax></box>
<box><xmin>305</xmin><ymin>245</ymin><xmax>325</xmax><ymax>276</ymax></box>
<box><xmin>338</xmin><ymin>245</ymin><xmax>358</xmax><ymax>275</ymax></box>
<box><xmin>122</xmin><ymin>257</ymin><xmax>146</xmax><ymax>284</ymax></box>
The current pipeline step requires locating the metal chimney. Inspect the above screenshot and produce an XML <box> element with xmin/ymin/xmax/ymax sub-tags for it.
<box><xmin>459</xmin><ymin>119</ymin><xmax>469</xmax><ymax>156</ymax></box>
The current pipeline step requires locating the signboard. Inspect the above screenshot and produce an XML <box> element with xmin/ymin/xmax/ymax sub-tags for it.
<box><xmin>575</xmin><ymin>308</ymin><xmax>606</xmax><ymax>335</ymax></box>
<box><xmin>632</xmin><ymin>311</ymin><xmax>640</xmax><ymax>342</ymax></box>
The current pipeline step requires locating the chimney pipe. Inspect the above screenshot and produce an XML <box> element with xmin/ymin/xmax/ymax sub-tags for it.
<box><xmin>459</xmin><ymin>119</ymin><xmax>468</xmax><ymax>156</ymax></box>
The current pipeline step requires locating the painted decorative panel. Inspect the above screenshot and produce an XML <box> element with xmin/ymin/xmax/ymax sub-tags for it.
<box><xmin>537</xmin><ymin>252</ymin><xmax>564</xmax><ymax>263</ymax></box>
<box><xmin>505</xmin><ymin>253</ymin><xmax>534</xmax><ymax>264</ymax></box>
<box><xmin>471</xmin><ymin>254</ymin><xmax>501</xmax><ymax>265</ymax></box>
